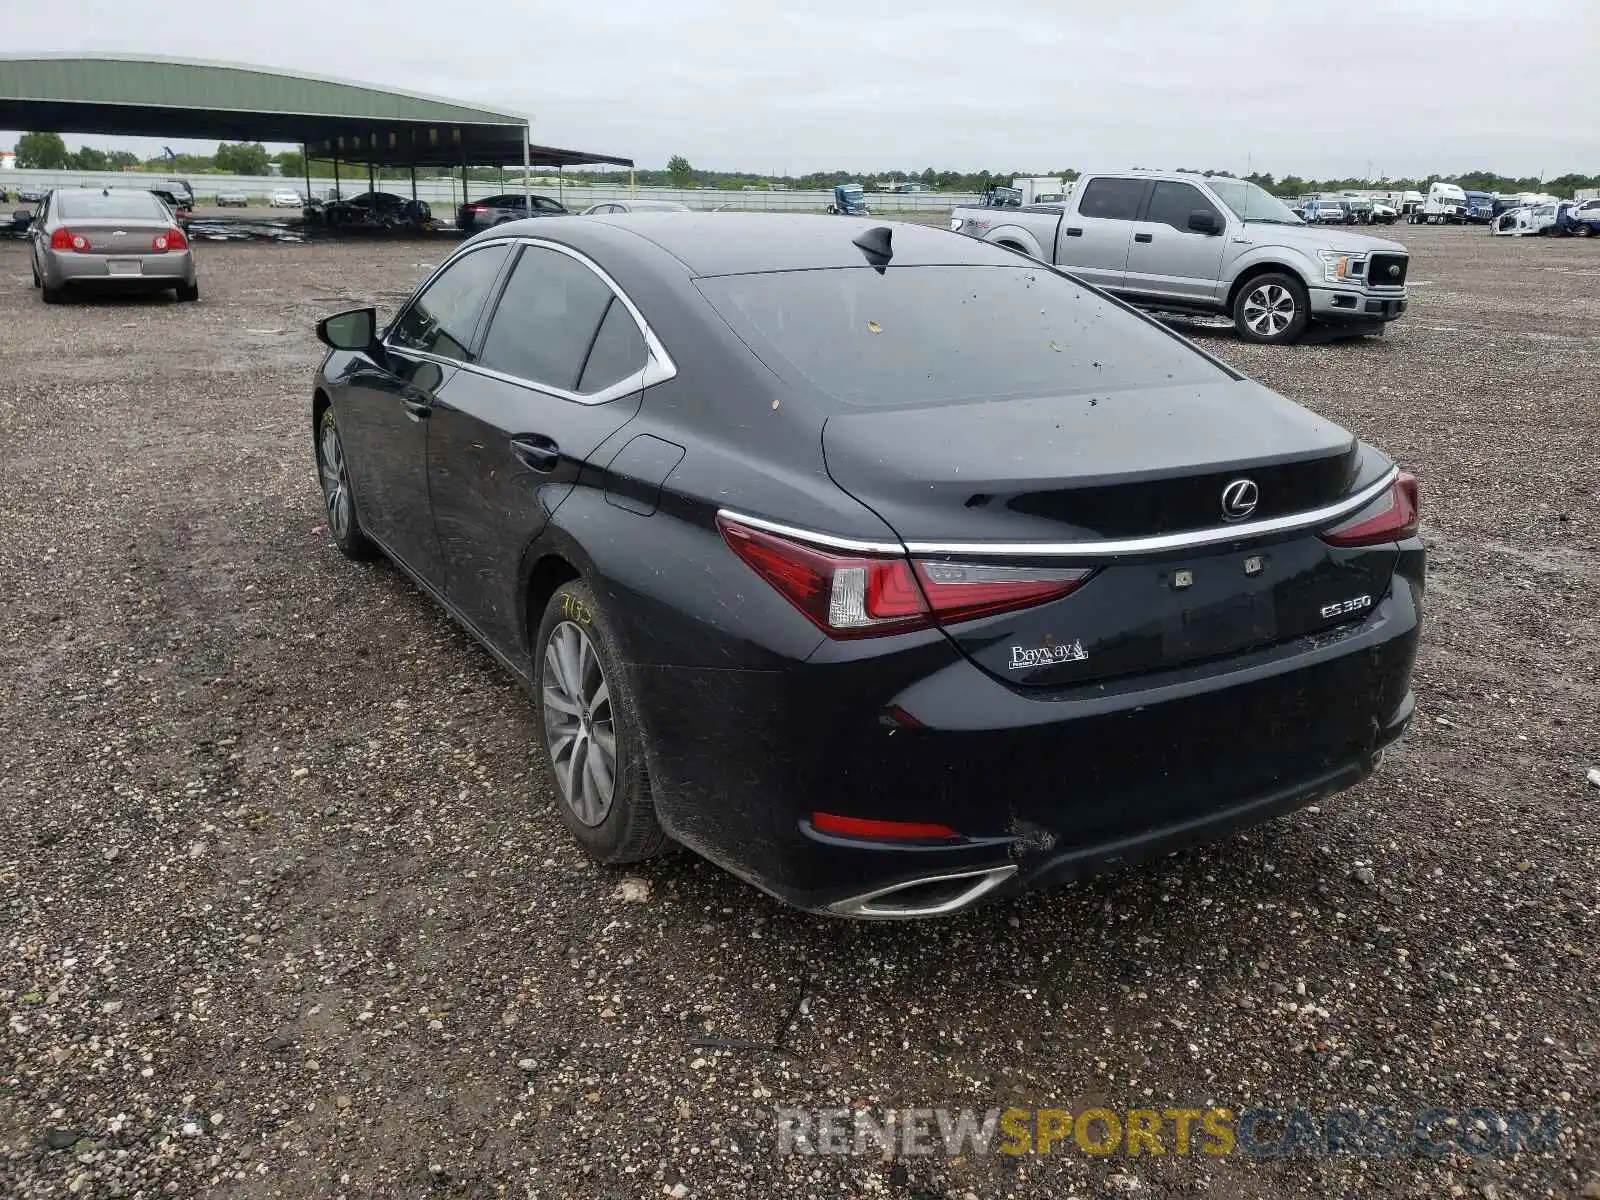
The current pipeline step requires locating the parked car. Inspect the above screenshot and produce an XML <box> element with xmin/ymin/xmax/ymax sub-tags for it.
<box><xmin>1567</xmin><ymin>198</ymin><xmax>1600</xmax><ymax>238</ymax></box>
<box><xmin>216</xmin><ymin>191</ymin><xmax>249</xmax><ymax>208</ymax></box>
<box><xmin>308</xmin><ymin>212</ymin><xmax>1422</xmax><ymax>918</ymax></box>
<box><xmin>1298</xmin><ymin>198</ymin><xmax>1348</xmax><ymax>224</ymax></box>
<box><xmin>1491</xmin><ymin>206</ymin><xmax>1538</xmax><ymax>236</ymax></box>
<box><xmin>1340</xmin><ymin>196</ymin><xmax>1375</xmax><ymax>224</ymax></box>
<box><xmin>28</xmin><ymin>187</ymin><xmax>198</xmax><ymax>303</ymax></box>
<box><xmin>18</xmin><ymin>187</ymin><xmax>48</xmax><ymax>204</ymax></box>
<box><xmin>951</xmin><ymin>172</ymin><xmax>1409</xmax><ymax>345</ymax></box>
<box><xmin>269</xmin><ymin>189</ymin><xmax>303</xmax><ymax>209</ymax></box>
<box><xmin>458</xmin><ymin>193</ymin><xmax>567</xmax><ymax>230</ymax></box>
<box><xmin>316</xmin><ymin>191</ymin><xmax>433</xmax><ymax>231</ymax></box>
<box><xmin>1369</xmin><ymin>201</ymin><xmax>1399</xmax><ymax>224</ymax></box>
<box><xmin>580</xmin><ymin>200</ymin><xmax>691</xmax><ymax>215</ymax></box>
<box><xmin>147</xmin><ymin>188</ymin><xmax>192</xmax><ymax>230</ymax></box>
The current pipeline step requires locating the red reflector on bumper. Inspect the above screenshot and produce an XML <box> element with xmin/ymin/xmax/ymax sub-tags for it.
<box><xmin>811</xmin><ymin>812</ymin><xmax>959</xmax><ymax>840</ymax></box>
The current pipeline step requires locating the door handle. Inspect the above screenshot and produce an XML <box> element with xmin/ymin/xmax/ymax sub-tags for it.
<box><xmin>510</xmin><ymin>434</ymin><xmax>560</xmax><ymax>473</ymax></box>
<box><xmin>1065</xmin><ymin>226</ymin><xmax>1083</xmax><ymax>237</ymax></box>
<box><xmin>1134</xmin><ymin>232</ymin><xmax>1154</xmax><ymax>243</ymax></box>
<box><xmin>402</xmin><ymin>397</ymin><xmax>431</xmax><ymax>421</ymax></box>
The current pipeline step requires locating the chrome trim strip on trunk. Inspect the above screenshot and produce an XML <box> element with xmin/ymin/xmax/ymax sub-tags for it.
<box><xmin>719</xmin><ymin>467</ymin><xmax>1399</xmax><ymax>561</ymax></box>
<box><xmin>716</xmin><ymin>510</ymin><xmax>904</xmax><ymax>555</ymax></box>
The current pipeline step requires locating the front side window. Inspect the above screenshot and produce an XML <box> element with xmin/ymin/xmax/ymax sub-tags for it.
<box><xmin>1144</xmin><ymin>182</ymin><xmax>1221</xmax><ymax>232</ymax></box>
<box><xmin>477</xmin><ymin>245</ymin><xmax>646</xmax><ymax>395</ymax></box>
<box><xmin>388</xmin><ymin>244</ymin><xmax>511</xmax><ymax>361</ymax></box>
<box><xmin>1207</xmin><ymin>179</ymin><xmax>1303</xmax><ymax>225</ymax></box>
<box><xmin>1077</xmin><ymin>177</ymin><xmax>1146</xmax><ymax>220</ymax></box>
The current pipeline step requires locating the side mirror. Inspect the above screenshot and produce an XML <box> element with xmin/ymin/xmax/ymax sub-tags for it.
<box><xmin>1188</xmin><ymin>209</ymin><xmax>1223</xmax><ymax>235</ymax></box>
<box><xmin>317</xmin><ymin>307</ymin><xmax>378</xmax><ymax>351</ymax></box>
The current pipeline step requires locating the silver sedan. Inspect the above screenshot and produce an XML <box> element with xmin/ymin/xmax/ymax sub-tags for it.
<box><xmin>580</xmin><ymin>200</ymin><xmax>692</xmax><ymax>215</ymax></box>
<box><xmin>29</xmin><ymin>188</ymin><xmax>199</xmax><ymax>304</ymax></box>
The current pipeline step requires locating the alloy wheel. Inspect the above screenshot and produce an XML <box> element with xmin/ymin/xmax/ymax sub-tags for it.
<box><xmin>318</xmin><ymin>420</ymin><xmax>353</xmax><ymax>541</ymax></box>
<box><xmin>1242</xmin><ymin>284</ymin><xmax>1297</xmax><ymax>337</ymax></box>
<box><xmin>542</xmin><ymin>621</ymin><xmax>617</xmax><ymax>827</ymax></box>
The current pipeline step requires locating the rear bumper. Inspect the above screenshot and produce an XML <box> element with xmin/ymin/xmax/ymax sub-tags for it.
<box><xmin>634</xmin><ymin>550</ymin><xmax>1423</xmax><ymax>916</ymax></box>
<box><xmin>44</xmin><ymin>249</ymin><xmax>195</xmax><ymax>288</ymax></box>
<box><xmin>1310</xmin><ymin>286</ymin><xmax>1407</xmax><ymax>324</ymax></box>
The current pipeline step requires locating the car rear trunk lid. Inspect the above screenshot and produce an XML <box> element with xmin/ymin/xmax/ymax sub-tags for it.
<box><xmin>822</xmin><ymin>380</ymin><xmax>1399</xmax><ymax>686</ymax></box>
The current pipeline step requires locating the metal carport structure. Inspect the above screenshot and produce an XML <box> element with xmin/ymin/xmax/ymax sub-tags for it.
<box><xmin>0</xmin><ymin>53</ymin><xmax>632</xmax><ymax>213</ymax></box>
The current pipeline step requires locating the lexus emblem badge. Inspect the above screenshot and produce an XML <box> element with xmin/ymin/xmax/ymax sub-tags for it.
<box><xmin>1220</xmin><ymin>478</ymin><xmax>1259</xmax><ymax>522</ymax></box>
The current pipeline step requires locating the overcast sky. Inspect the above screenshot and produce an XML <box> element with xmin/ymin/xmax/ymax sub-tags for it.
<box><xmin>4</xmin><ymin>0</ymin><xmax>1598</xmax><ymax>178</ymax></box>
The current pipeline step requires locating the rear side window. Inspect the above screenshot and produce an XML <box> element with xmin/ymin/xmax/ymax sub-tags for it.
<box><xmin>698</xmin><ymin>265</ymin><xmax>1222</xmax><ymax>409</ymax></box>
<box><xmin>578</xmin><ymin>301</ymin><xmax>647</xmax><ymax>393</ymax></box>
<box><xmin>478</xmin><ymin>245</ymin><xmax>642</xmax><ymax>394</ymax></box>
<box><xmin>1144</xmin><ymin>181</ymin><xmax>1221</xmax><ymax>232</ymax></box>
<box><xmin>534</xmin><ymin>197</ymin><xmax>566</xmax><ymax>214</ymax></box>
<box><xmin>388</xmin><ymin>244</ymin><xmax>510</xmax><ymax>361</ymax></box>
<box><xmin>56</xmin><ymin>192</ymin><xmax>167</xmax><ymax>220</ymax></box>
<box><xmin>1077</xmin><ymin>177</ymin><xmax>1146</xmax><ymax>220</ymax></box>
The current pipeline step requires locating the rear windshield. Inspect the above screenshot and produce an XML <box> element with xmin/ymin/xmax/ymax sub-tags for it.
<box><xmin>697</xmin><ymin>265</ymin><xmax>1223</xmax><ymax>408</ymax></box>
<box><xmin>56</xmin><ymin>192</ymin><xmax>168</xmax><ymax>221</ymax></box>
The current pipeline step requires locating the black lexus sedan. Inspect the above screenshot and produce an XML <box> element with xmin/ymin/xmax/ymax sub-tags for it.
<box><xmin>310</xmin><ymin>213</ymin><xmax>1422</xmax><ymax>919</ymax></box>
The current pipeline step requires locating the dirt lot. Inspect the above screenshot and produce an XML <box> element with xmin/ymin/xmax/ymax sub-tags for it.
<box><xmin>1</xmin><ymin>225</ymin><xmax>1596</xmax><ymax>1199</ymax></box>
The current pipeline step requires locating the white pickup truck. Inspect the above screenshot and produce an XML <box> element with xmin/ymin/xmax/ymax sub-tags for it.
<box><xmin>950</xmin><ymin>171</ymin><xmax>1410</xmax><ymax>345</ymax></box>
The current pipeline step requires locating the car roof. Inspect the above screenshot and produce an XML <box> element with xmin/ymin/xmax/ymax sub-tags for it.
<box><xmin>560</xmin><ymin>212</ymin><xmax>1027</xmax><ymax>276</ymax></box>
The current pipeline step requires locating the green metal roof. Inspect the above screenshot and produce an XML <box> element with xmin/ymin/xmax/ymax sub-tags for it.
<box><xmin>0</xmin><ymin>54</ymin><xmax>632</xmax><ymax>168</ymax></box>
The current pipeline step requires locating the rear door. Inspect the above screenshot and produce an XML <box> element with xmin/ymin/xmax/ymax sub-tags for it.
<box><xmin>1123</xmin><ymin>180</ymin><xmax>1228</xmax><ymax>305</ymax></box>
<box><xmin>427</xmin><ymin>241</ymin><xmax>650</xmax><ymax>657</ymax></box>
<box><xmin>1056</xmin><ymin>176</ymin><xmax>1146</xmax><ymax>290</ymax></box>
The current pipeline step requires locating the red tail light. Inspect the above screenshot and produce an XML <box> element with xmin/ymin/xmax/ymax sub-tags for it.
<box><xmin>811</xmin><ymin>811</ymin><xmax>959</xmax><ymax>841</ymax></box>
<box><xmin>467</xmin><ymin>205</ymin><xmax>486</xmax><ymax>213</ymax></box>
<box><xmin>717</xmin><ymin>517</ymin><xmax>1090</xmax><ymax>638</ymax></box>
<box><xmin>51</xmin><ymin>227</ymin><xmax>89</xmax><ymax>252</ymax></box>
<box><xmin>151</xmin><ymin>227</ymin><xmax>188</xmax><ymax>253</ymax></box>
<box><xmin>1321</xmin><ymin>472</ymin><xmax>1419</xmax><ymax>547</ymax></box>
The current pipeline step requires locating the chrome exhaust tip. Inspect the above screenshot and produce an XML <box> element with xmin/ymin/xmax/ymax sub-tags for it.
<box><xmin>827</xmin><ymin>865</ymin><xmax>1018</xmax><ymax>920</ymax></box>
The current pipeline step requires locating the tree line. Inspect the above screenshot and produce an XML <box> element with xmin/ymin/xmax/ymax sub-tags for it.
<box><xmin>10</xmin><ymin>134</ymin><xmax>1598</xmax><ymax>199</ymax></box>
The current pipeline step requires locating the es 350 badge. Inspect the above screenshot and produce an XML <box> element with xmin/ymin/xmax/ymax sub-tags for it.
<box><xmin>1320</xmin><ymin>594</ymin><xmax>1373</xmax><ymax>619</ymax></box>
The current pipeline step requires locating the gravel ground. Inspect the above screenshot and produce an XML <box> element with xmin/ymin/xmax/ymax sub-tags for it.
<box><xmin>1</xmin><ymin>225</ymin><xmax>1596</xmax><ymax>1199</ymax></box>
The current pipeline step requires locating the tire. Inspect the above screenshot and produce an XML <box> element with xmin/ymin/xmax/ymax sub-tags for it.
<box><xmin>533</xmin><ymin>580</ymin><xmax>667</xmax><ymax>864</ymax></box>
<box><xmin>1577</xmin><ymin>224</ymin><xmax>1593</xmax><ymax>238</ymax></box>
<box><xmin>315</xmin><ymin>406</ymin><xmax>376</xmax><ymax>560</ymax></box>
<box><xmin>176</xmin><ymin>282</ymin><xmax>199</xmax><ymax>303</ymax></box>
<box><xmin>30</xmin><ymin>258</ymin><xmax>40</xmax><ymax>288</ymax></box>
<box><xmin>1232</xmin><ymin>272</ymin><xmax>1309</xmax><ymax>345</ymax></box>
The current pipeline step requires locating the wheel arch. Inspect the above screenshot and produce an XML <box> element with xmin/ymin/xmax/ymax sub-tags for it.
<box><xmin>312</xmin><ymin>387</ymin><xmax>332</xmax><ymax>440</ymax></box>
<box><xmin>523</xmin><ymin>552</ymin><xmax>583</xmax><ymax>658</ymax></box>
<box><xmin>1226</xmin><ymin>260</ymin><xmax>1310</xmax><ymax>311</ymax></box>
<box><xmin>982</xmin><ymin>226</ymin><xmax>1044</xmax><ymax>258</ymax></box>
